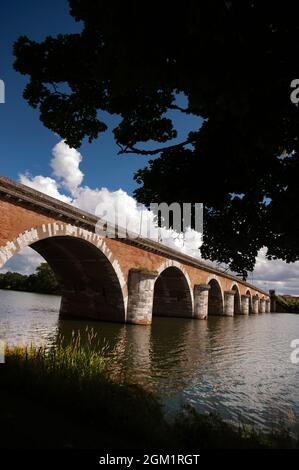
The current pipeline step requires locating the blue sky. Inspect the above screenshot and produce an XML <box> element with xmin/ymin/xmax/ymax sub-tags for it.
<box><xmin>0</xmin><ymin>0</ymin><xmax>201</xmax><ymax>194</ymax></box>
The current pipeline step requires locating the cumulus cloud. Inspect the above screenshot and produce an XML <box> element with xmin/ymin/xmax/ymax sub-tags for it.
<box><xmin>19</xmin><ymin>174</ymin><xmax>72</xmax><ymax>203</ymax></box>
<box><xmin>250</xmin><ymin>248</ymin><xmax>299</xmax><ymax>295</ymax></box>
<box><xmin>74</xmin><ymin>186</ymin><xmax>202</xmax><ymax>253</ymax></box>
<box><xmin>51</xmin><ymin>140</ymin><xmax>84</xmax><ymax>195</ymax></box>
<box><xmin>18</xmin><ymin>141</ymin><xmax>202</xmax><ymax>260</ymax></box>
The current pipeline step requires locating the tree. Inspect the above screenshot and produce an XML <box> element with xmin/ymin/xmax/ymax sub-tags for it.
<box><xmin>0</xmin><ymin>271</ymin><xmax>27</xmax><ymax>291</ymax></box>
<box><xmin>27</xmin><ymin>263</ymin><xmax>60</xmax><ymax>294</ymax></box>
<box><xmin>0</xmin><ymin>264</ymin><xmax>59</xmax><ymax>295</ymax></box>
<box><xmin>13</xmin><ymin>0</ymin><xmax>299</xmax><ymax>276</ymax></box>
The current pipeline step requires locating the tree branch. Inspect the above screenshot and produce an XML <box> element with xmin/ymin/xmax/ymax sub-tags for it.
<box><xmin>117</xmin><ymin>137</ymin><xmax>195</xmax><ymax>156</ymax></box>
<box><xmin>168</xmin><ymin>104</ymin><xmax>190</xmax><ymax>113</ymax></box>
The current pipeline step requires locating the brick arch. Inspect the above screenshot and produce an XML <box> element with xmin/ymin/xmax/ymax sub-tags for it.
<box><xmin>156</xmin><ymin>260</ymin><xmax>194</xmax><ymax>308</ymax></box>
<box><xmin>0</xmin><ymin>223</ymin><xmax>128</xmax><ymax>322</ymax></box>
<box><xmin>231</xmin><ymin>283</ymin><xmax>241</xmax><ymax>314</ymax></box>
<box><xmin>153</xmin><ymin>260</ymin><xmax>194</xmax><ymax>318</ymax></box>
<box><xmin>206</xmin><ymin>275</ymin><xmax>224</xmax><ymax>316</ymax></box>
<box><xmin>206</xmin><ymin>274</ymin><xmax>224</xmax><ymax>301</ymax></box>
<box><xmin>230</xmin><ymin>282</ymin><xmax>241</xmax><ymax>293</ymax></box>
<box><xmin>246</xmin><ymin>289</ymin><xmax>253</xmax><ymax>314</ymax></box>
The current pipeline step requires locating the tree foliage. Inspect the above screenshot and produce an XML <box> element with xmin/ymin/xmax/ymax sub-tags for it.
<box><xmin>0</xmin><ymin>263</ymin><xmax>60</xmax><ymax>295</ymax></box>
<box><xmin>13</xmin><ymin>0</ymin><xmax>299</xmax><ymax>276</ymax></box>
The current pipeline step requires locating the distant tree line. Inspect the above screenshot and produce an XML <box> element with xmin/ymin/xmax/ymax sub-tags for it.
<box><xmin>0</xmin><ymin>263</ymin><xmax>60</xmax><ymax>295</ymax></box>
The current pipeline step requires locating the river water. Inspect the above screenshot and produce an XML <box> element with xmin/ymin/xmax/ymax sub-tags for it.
<box><xmin>1</xmin><ymin>289</ymin><xmax>299</xmax><ymax>433</ymax></box>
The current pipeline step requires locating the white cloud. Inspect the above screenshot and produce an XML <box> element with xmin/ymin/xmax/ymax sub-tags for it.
<box><xmin>19</xmin><ymin>174</ymin><xmax>72</xmax><ymax>204</ymax></box>
<box><xmin>19</xmin><ymin>141</ymin><xmax>203</xmax><ymax>261</ymax></box>
<box><xmin>74</xmin><ymin>187</ymin><xmax>202</xmax><ymax>255</ymax></box>
<box><xmin>250</xmin><ymin>248</ymin><xmax>299</xmax><ymax>295</ymax></box>
<box><xmin>51</xmin><ymin>140</ymin><xmax>84</xmax><ymax>195</ymax></box>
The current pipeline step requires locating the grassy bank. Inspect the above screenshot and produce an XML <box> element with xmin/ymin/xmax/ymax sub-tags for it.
<box><xmin>276</xmin><ymin>295</ymin><xmax>299</xmax><ymax>313</ymax></box>
<box><xmin>0</xmin><ymin>333</ymin><xmax>298</xmax><ymax>449</ymax></box>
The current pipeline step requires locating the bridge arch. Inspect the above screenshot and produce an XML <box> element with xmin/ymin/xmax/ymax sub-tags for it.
<box><xmin>0</xmin><ymin>223</ymin><xmax>127</xmax><ymax>322</ymax></box>
<box><xmin>246</xmin><ymin>289</ymin><xmax>253</xmax><ymax>314</ymax></box>
<box><xmin>231</xmin><ymin>283</ymin><xmax>241</xmax><ymax>314</ymax></box>
<box><xmin>207</xmin><ymin>276</ymin><xmax>224</xmax><ymax>316</ymax></box>
<box><xmin>153</xmin><ymin>261</ymin><xmax>193</xmax><ymax>318</ymax></box>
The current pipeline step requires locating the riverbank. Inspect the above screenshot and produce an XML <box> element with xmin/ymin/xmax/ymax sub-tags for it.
<box><xmin>276</xmin><ymin>295</ymin><xmax>299</xmax><ymax>313</ymax></box>
<box><xmin>0</xmin><ymin>336</ymin><xmax>297</xmax><ymax>449</ymax></box>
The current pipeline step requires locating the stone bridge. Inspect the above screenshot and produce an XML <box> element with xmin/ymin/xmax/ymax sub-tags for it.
<box><xmin>0</xmin><ymin>177</ymin><xmax>271</xmax><ymax>325</ymax></box>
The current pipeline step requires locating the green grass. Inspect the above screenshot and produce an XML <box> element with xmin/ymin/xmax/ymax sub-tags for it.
<box><xmin>276</xmin><ymin>295</ymin><xmax>299</xmax><ymax>313</ymax></box>
<box><xmin>0</xmin><ymin>331</ymin><xmax>298</xmax><ymax>449</ymax></box>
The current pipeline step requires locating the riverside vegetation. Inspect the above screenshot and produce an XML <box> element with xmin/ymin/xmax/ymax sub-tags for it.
<box><xmin>0</xmin><ymin>263</ymin><xmax>59</xmax><ymax>295</ymax></box>
<box><xmin>276</xmin><ymin>295</ymin><xmax>299</xmax><ymax>314</ymax></box>
<box><xmin>0</xmin><ymin>329</ymin><xmax>298</xmax><ymax>449</ymax></box>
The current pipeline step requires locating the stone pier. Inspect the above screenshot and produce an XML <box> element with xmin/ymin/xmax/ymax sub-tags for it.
<box><xmin>241</xmin><ymin>294</ymin><xmax>250</xmax><ymax>315</ymax></box>
<box><xmin>224</xmin><ymin>290</ymin><xmax>235</xmax><ymax>316</ymax></box>
<box><xmin>127</xmin><ymin>269</ymin><xmax>157</xmax><ymax>325</ymax></box>
<box><xmin>194</xmin><ymin>284</ymin><xmax>210</xmax><ymax>319</ymax></box>
<box><xmin>259</xmin><ymin>299</ymin><xmax>266</xmax><ymax>313</ymax></box>
<box><xmin>252</xmin><ymin>295</ymin><xmax>259</xmax><ymax>314</ymax></box>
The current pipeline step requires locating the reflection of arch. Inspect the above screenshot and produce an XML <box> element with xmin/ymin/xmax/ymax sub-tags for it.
<box><xmin>153</xmin><ymin>264</ymin><xmax>193</xmax><ymax>319</ymax></box>
<box><xmin>0</xmin><ymin>224</ymin><xmax>127</xmax><ymax>322</ymax></box>
<box><xmin>208</xmin><ymin>278</ymin><xmax>224</xmax><ymax>316</ymax></box>
<box><xmin>231</xmin><ymin>284</ymin><xmax>241</xmax><ymax>314</ymax></box>
<box><xmin>246</xmin><ymin>289</ymin><xmax>252</xmax><ymax>314</ymax></box>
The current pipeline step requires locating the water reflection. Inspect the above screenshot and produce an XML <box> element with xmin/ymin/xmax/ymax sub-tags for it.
<box><xmin>1</xmin><ymin>289</ymin><xmax>299</xmax><ymax>433</ymax></box>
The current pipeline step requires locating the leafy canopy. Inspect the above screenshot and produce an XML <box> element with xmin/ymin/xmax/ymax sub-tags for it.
<box><xmin>0</xmin><ymin>263</ymin><xmax>59</xmax><ymax>294</ymax></box>
<box><xmin>13</xmin><ymin>0</ymin><xmax>299</xmax><ymax>277</ymax></box>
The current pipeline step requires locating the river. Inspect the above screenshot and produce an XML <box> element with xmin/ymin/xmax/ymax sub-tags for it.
<box><xmin>1</xmin><ymin>289</ymin><xmax>299</xmax><ymax>434</ymax></box>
